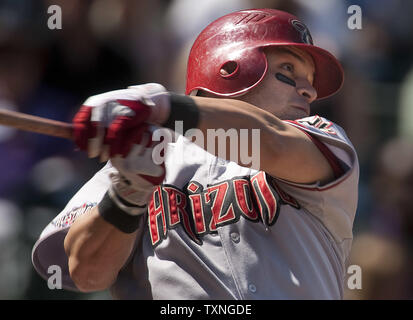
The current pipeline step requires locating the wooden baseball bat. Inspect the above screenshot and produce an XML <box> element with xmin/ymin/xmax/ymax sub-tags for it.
<box><xmin>0</xmin><ymin>108</ymin><xmax>73</xmax><ymax>140</ymax></box>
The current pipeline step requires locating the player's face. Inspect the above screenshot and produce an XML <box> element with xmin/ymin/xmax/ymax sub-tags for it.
<box><xmin>237</xmin><ymin>46</ymin><xmax>317</xmax><ymax>120</ymax></box>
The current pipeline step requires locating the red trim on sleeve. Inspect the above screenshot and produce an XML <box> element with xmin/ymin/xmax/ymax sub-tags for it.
<box><xmin>284</xmin><ymin>119</ymin><xmax>305</xmax><ymax>128</ymax></box>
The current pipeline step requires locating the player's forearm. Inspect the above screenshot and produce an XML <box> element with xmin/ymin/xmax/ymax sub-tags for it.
<box><xmin>64</xmin><ymin>206</ymin><xmax>138</xmax><ymax>292</ymax></box>
<box><xmin>188</xmin><ymin>96</ymin><xmax>288</xmax><ymax>169</ymax></box>
<box><xmin>192</xmin><ymin>96</ymin><xmax>283</xmax><ymax>130</ymax></box>
<box><xmin>182</xmin><ymin>96</ymin><xmax>334</xmax><ymax>184</ymax></box>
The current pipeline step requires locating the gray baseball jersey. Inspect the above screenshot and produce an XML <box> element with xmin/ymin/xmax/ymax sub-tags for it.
<box><xmin>32</xmin><ymin>115</ymin><xmax>359</xmax><ymax>299</ymax></box>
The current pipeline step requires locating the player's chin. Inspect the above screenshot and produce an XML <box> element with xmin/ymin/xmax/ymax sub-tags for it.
<box><xmin>279</xmin><ymin>108</ymin><xmax>309</xmax><ymax>121</ymax></box>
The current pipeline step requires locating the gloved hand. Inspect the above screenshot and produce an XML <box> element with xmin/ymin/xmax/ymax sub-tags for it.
<box><xmin>107</xmin><ymin>125</ymin><xmax>165</xmax><ymax>216</ymax></box>
<box><xmin>73</xmin><ymin>83</ymin><xmax>171</xmax><ymax>161</ymax></box>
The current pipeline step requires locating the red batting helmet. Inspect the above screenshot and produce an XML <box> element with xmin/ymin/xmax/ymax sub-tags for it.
<box><xmin>185</xmin><ymin>9</ymin><xmax>344</xmax><ymax>100</ymax></box>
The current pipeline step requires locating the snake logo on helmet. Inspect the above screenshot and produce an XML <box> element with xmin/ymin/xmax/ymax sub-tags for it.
<box><xmin>291</xmin><ymin>20</ymin><xmax>313</xmax><ymax>45</ymax></box>
<box><xmin>185</xmin><ymin>9</ymin><xmax>344</xmax><ymax>100</ymax></box>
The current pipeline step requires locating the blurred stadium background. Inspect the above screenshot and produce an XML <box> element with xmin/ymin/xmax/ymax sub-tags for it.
<box><xmin>0</xmin><ymin>0</ymin><xmax>412</xmax><ymax>299</ymax></box>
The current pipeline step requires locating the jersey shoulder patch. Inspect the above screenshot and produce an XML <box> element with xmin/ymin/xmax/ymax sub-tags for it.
<box><xmin>51</xmin><ymin>202</ymin><xmax>96</xmax><ymax>229</ymax></box>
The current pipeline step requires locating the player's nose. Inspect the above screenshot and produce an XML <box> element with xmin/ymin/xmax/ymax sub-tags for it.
<box><xmin>296</xmin><ymin>79</ymin><xmax>317</xmax><ymax>103</ymax></box>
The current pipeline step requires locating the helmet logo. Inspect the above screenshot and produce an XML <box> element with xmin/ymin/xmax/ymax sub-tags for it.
<box><xmin>291</xmin><ymin>20</ymin><xmax>313</xmax><ymax>45</ymax></box>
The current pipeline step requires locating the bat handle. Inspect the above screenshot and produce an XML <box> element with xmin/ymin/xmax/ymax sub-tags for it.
<box><xmin>0</xmin><ymin>108</ymin><xmax>74</xmax><ymax>140</ymax></box>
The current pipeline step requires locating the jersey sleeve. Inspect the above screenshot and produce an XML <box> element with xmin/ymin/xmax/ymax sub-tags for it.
<box><xmin>277</xmin><ymin>115</ymin><xmax>359</xmax><ymax>258</ymax></box>
<box><xmin>31</xmin><ymin>162</ymin><xmax>115</xmax><ymax>291</ymax></box>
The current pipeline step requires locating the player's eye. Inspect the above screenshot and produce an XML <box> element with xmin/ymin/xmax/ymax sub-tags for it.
<box><xmin>281</xmin><ymin>63</ymin><xmax>294</xmax><ymax>73</ymax></box>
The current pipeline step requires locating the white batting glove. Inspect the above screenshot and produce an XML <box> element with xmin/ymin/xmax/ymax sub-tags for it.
<box><xmin>72</xmin><ymin>83</ymin><xmax>171</xmax><ymax>161</ymax></box>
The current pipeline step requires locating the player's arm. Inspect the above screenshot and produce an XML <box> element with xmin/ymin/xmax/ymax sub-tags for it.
<box><xmin>64</xmin><ymin>206</ymin><xmax>138</xmax><ymax>292</ymax></box>
<box><xmin>73</xmin><ymin>84</ymin><xmax>334</xmax><ymax>185</ymax></box>
<box><xmin>65</xmin><ymin>126</ymin><xmax>164</xmax><ymax>292</ymax></box>
<box><xmin>187</xmin><ymin>96</ymin><xmax>335</xmax><ymax>185</ymax></box>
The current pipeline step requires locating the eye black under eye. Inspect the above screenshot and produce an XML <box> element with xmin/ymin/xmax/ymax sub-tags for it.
<box><xmin>275</xmin><ymin>73</ymin><xmax>296</xmax><ymax>87</ymax></box>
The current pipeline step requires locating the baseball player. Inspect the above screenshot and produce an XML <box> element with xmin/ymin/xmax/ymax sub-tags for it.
<box><xmin>32</xmin><ymin>9</ymin><xmax>359</xmax><ymax>299</ymax></box>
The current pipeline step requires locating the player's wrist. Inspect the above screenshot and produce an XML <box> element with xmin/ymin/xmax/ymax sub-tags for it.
<box><xmin>133</xmin><ymin>86</ymin><xmax>200</xmax><ymax>133</ymax></box>
<box><xmin>98</xmin><ymin>190</ymin><xmax>144</xmax><ymax>233</ymax></box>
<box><xmin>163</xmin><ymin>93</ymin><xmax>200</xmax><ymax>134</ymax></box>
